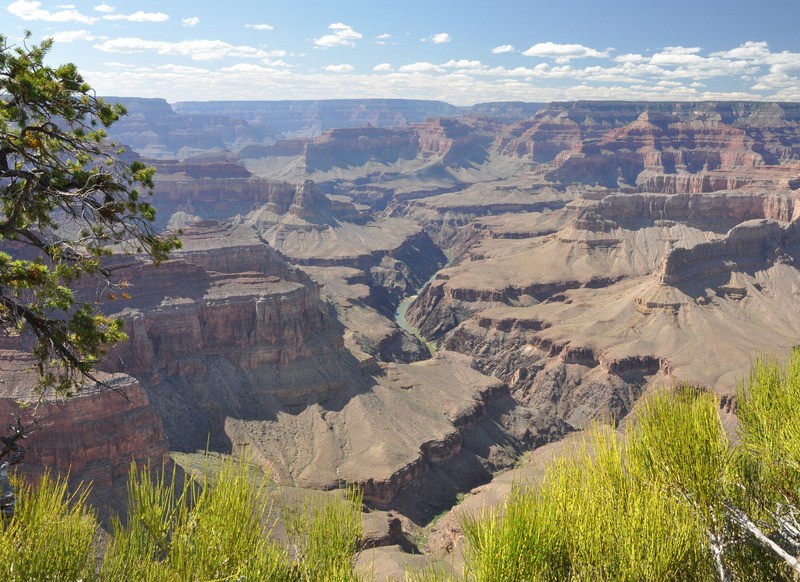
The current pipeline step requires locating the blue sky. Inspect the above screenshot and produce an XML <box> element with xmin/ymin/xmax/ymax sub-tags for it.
<box><xmin>2</xmin><ymin>0</ymin><xmax>800</xmax><ymax>104</ymax></box>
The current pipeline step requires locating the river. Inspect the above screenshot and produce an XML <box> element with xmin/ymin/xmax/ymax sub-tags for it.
<box><xmin>393</xmin><ymin>249</ymin><xmax>453</xmax><ymax>356</ymax></box>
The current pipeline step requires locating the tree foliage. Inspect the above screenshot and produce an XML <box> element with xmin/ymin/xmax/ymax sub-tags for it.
<box><xmin>0</xmin><ymin>33</ymin><xmax>180</xmax><ymax>396</ymax></box>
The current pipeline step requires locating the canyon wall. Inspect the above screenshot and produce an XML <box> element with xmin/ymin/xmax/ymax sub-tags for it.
<box><xmin>0</xmin><ymin>369</ymin><xmax>168</xmax><ymax>487</ymax></box>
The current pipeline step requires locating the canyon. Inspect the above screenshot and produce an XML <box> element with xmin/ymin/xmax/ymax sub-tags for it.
<box><xmin>3</xmin><ymin>98</ymin><xmax>800</xmax><ymax>569</ymax></box>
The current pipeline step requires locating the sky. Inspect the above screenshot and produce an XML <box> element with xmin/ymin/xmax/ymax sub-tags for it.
<box><xmin>2</xmin><ymin>0</ymin><xmax>800</xmax><ymax>105</ymax></box>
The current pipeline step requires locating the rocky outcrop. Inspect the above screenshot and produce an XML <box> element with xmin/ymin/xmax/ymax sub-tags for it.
<box><xmin>573</xmin><ymin>192</ymin><xmax>800</xmax><ymax>234</ymax></box>
<box><xmin>416</xmin><ymin>118</ymin><xmax>496</xmax><ymax>166</ymax></box>
<box><xmin>102</xmin><ymin>228</ymin><xmax>341</xmax><ymax>397</ymax></box>
<box><xmin>537</xmin><ymin>104</ymin><xmax>800</xmax><ymax>191</ymax></box>
<box><xmin>151</xmin><ymin>165</ymin><xmax>351</xmax><ymax>228</ymax></box>
<box><xmin>657</xmin><ymin>218</ymin><xmax>800</xmax><ymax>287</ymax></box>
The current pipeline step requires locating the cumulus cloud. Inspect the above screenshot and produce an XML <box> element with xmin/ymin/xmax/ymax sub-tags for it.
<box><xmin>314</xmin><ymin>23</ymin><xmax>362</xmax><ymax>48</ymax></box>
<box><xmin>711</xmin><ymin>41</ymin><xmax>770</xmax><ymax>60</ymax></box>
<box><xmin>523</xmin><ymin>42</ymin><xmax>610</xmax><ymax>63</ymax></box>
<box><xmin>182</xmin><ymin>16</ymin><xmax>199</xmax><ymax>27</ymax></box>
<box><xmin>83</xmin><ymin>51</ymin><xmax>777</xmax><ymax>105</ymax></box>
<box><xmin>93</xmin><ymin>3</ymin><xmax>114</xmax><ymax>13</ymax></box>
<box><xmin>442</xmin><ymin>59</ymin><xmax>484</xmax><ymax>69</ymax></box>
<box><xmin>649</xmin><ymin>46</ymin><xmax>704</xmax><ymax>66</ymax></box>
<box><xmin>616</xmin><ymin>53</ymin><xmax>649</xmax><ymax>64</ymax></box>
<box><xmin>48</xmin><ymin>29</ymin><xmax>96</xmax><ymax>42</ymax></box>
<box><xmin>423</xmin><ymin>32</ymin><xmax>451</xmax><ymax>44</ymax></box>
<box><xmin>376</xmin><ymin>33</ymin><xmax>391</xmax><ymax>39</ymax></box>
<box><xmin>491</xmin><ymin>44</ymin><xmax>515</xmax><ymax>54</ymax></box>
<box><xmin>399</xmin><ymin>61</ymin><xmax>445</xmax><ymax>73</ymax></box>
<box><xmin>325</xmin><ymin>64</ymin><xmax>354</xmax><ymax>73</ymax></box>
<box><xmin>246</xmin><ymin>23</ymin><xmax>274</xmax><ymax>31</ymax></box>
<box><xmin>69</xmin><ymin>37</ymin><xmax>800</xmax><ymax>105</ymax></box>
<box><xmin>103</xmin><ymin>10</ymin><xmax>168</xmax><ymax>22</ymax></box>
<box><xmin>711</xmin><ymin>41</ymin><xmax>800</xmax><ymax>75</ymax></box>
<box><xmin>8</xmin><ymin>0</ymin><xmax>96</xmax><ymax>24</ymax></box>
<box><xmin>94</xmin><ymin>37</ymin><xmax>269</xmax><ymax>61</ymax></box>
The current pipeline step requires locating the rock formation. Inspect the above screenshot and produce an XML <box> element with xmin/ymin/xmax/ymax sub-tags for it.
<box><xmin>0</xmin><ymin>348</ymin><xmax>168</xmax><ymax>491</ymax></box>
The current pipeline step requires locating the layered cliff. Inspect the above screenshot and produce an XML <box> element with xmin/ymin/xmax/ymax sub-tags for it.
<box><xmin>490</xmin><ymin>102</ymin><xmax>800</xmax><ymax>197</ymax></box>
<box><xmin>407</xmin><ymin>185</ymin><xmax>800</xmax><ymax>434</ymax></box>
<box><xmin>0</xmin><ymin>357</ymin><xmax>168</xmax><ymax>488</ymax></box>
<box><xmin>106</xmin><ymin>97</ymin><xmax>269</xmax><ymax>158</ymax></box>
<box><xmin>172</xmin><ymin>99</ymin><xmax>465</xmax><ymax>138</ymax></box>
<box><xmin>9</xmin><ymin>98</ymin><xmax>800</xmax><ymax>536</ymax></box>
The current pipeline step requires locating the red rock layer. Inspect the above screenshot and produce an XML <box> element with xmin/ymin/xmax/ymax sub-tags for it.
<box><xmin>0</xmin><ymin>374</ymin><xmax>169</xmax><ymax>486</ymax></box>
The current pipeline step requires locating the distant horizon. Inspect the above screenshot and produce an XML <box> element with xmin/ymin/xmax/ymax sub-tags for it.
<box><xmin>106</xmin><ymin>96</ymin><xmax>800</xmax><ymax>107</ymax></box>
<box><xmin>4</xmin><ymin>1</ymin><xmax>799</xmax><ymax>104</ymax></box>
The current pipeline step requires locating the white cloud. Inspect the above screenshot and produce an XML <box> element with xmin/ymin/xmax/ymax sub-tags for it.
<box><xmin>491</xmin><ymin>44</ymin><xmax>515</xmax><ymax>54</ymax></box>
<box><xmin>376</xmin><ymin>33</ymin><xmax>391</xmax><ymax>39</ymax></box>
<box><xmin>182</xmin><ymin>16</ymin><xmax>199</xmax><ymax>27</ymax></box>
<box><xmin>82</xmin><ymin>56</ymin><xmax>775</xmax><ymax>105</ymax></box>
<box><xmin>246</xmin><ymin>23</ymin><xmax>274</xmax><ymax>31</ymax></box>
<box><xmin>103</xmin><ymin>10</ymin><xmax>168</xmax><ymax>22</ymax></box>
<box><xmin>260</xmin><ymin>59</ymin><xmax>289</xmax><ymax>68</ymax></box>
<box><xmin>522</xmin><ymin>42</ymin><xmax>610</xmax><ymax>63</ymax></box>
<box><xmin>94</xmin><ymin>37</ymin><xmax>269</xmax><ymax>61</ymax></box>
<box><xmin>325</xmin><ymin>64</ymin><xmax>354</xmax><ymax>73</ymax></box>
<box><xmin>710</xmin><ymin>41</ymin><xmax>800</xmax><ymax>76</ymax></box>
<box><xmin>8</xmin><ymin>0</ymin><xmax>96</xmax><ymax>24</ymax></box>
<box><xmin>399</xmin><ymin>61</ymin><xmax>445</xmax><ymax>73</ymax></box>
<box><xmin>48</xmin><ymin>29</ymin><xmax>96</xmax><ymax>42</ymax></box>
<box><xmin>649</xmin><ymin>46</ymin><xmax>704</xmax><ymax>66</ymax></box>
<box><xmin>442</xmin><ymin>59</ymin><xmax>484</xmax><ymax>69</ymax></box>
<box><xmin>616</xmin><ymin>53</ymin><xmax>648</xmax><ymax>64</ymax></box>
<box><xmin>221</xmin><ymin>63</ymin><xmax>275</xmax><ymax>73</ymax></box>
<box><xmin>93</xmin><ymin>2</ymin><xmax>113</xmax><ymax>12</ymax></box>
<box><xmin>314</xmin><ymin>23</ymin><xmax>362</xmax><ymax>48</ymax></box>
<box><xmin>424</xmin><ymin>32</ymin><xmax>451</xmax><ymax>44</ymax></box>
<box><xmin>79</xmin><ymin>38</ymin><xmax>798</xmax><ymax>105</ymax></box>
<box><xmin>752</xmin><ymin>71</ymin><xmax>798</xmax><ymax>91</ymax></box>
<box><xmin>711</xmin><ymin>41</ymin><xmax>770</xmax><ymax>60</ymax></box>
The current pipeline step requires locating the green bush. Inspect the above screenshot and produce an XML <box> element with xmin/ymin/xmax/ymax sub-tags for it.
<box><xmin>455</xmin><ymin>354</ymin><xmax>800</xmax><ymax>581</ymax></box>
<box><xmin>1</xmin><ymin>456</ymin><xmax>364</xmax><ymax>581</ymax></box>
<box><xmin>0</xmin><ymin>473</ymin><xmax>96</xmax><ymax>581</ymax></box>
<box><xmin>284</xmin><ymin>486</ymin><xmax>364</xmax><ymax>582</ymax></box>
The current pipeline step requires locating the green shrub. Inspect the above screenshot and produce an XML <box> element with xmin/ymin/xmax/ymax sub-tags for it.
<box><xmin>101</xmin><ymin>456</ymin><xmax>290</xmax><ymax>581</ymax></box>
<box><xmin>284</xmin><ymin>486</ymin><xmax>364</xmax><ymax>582</ymax></box>
<box><xmin>0</xmin><ymin>472</ymin><xmax>97</xmax><ymax>581</ymax></box>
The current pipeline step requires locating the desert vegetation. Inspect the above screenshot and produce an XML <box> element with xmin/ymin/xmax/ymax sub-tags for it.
<box><xmin>423</xmin><ymin>352</ymin><xmax>800</xmax><ymax>581</ymax></box>
<box><xmin>0</xmin><ymin>456</ymin><xmax>364</xmax><ymax>581</ymax></box>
